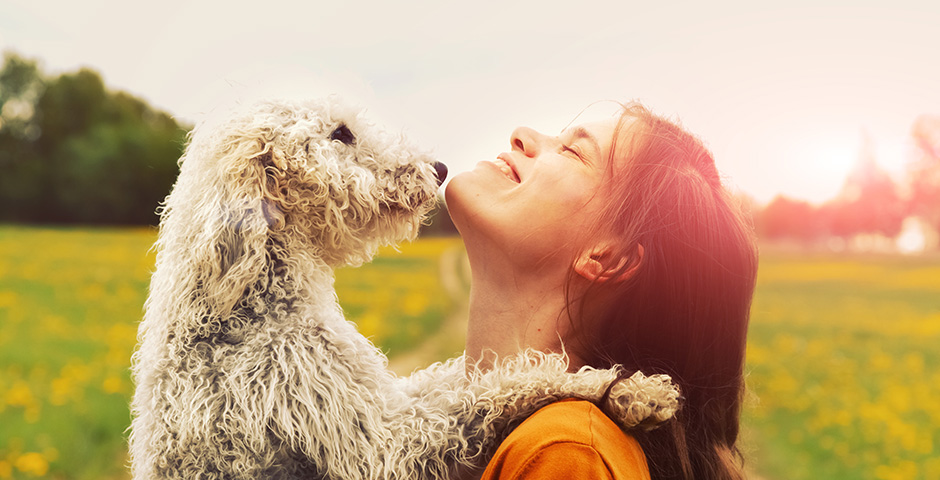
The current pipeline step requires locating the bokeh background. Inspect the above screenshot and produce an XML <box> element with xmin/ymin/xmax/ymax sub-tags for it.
<box><xmin>1</xmin><ymin>1</ymin><xmax>938</xmax><ymax>479</ymax></box>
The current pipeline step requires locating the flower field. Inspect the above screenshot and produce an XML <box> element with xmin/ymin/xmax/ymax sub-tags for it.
<box><xmin>744</xmin><ymin>251</ymin><xmax>940</xmax><ymax>480</ymax></box>
<box><xmin>0</xmin><ymin>226</ymin><xmax>458</xmax><ymax>480</ymax></box>
<box><xmin>0</xmin><ymin>225</ymin><xmax>938</xmax><ymax>479</ymax></box>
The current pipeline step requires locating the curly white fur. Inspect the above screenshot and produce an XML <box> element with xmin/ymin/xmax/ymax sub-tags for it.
<box><xmin>129</xmin><ymin>97</ymin><xmax>680</xmax><ymax>480</ymax></box>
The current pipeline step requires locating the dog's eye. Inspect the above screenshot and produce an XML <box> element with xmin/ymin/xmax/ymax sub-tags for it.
<box><xmin>330</xmin><ymin>124</ymin><xmax>355</xmax><ymax>145</ymax></box>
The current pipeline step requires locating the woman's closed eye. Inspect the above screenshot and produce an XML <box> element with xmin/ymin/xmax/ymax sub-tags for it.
<box><xmin>561</xmin><ymin>144</ymin><xmax>585</xmax><ymax>162</ymax></box>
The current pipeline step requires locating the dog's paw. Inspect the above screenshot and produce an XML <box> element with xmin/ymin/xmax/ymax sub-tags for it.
<box><xmin>601</xmin><ymin>370</ymin><xmax>680</xmax><ymax>431</ymax></box>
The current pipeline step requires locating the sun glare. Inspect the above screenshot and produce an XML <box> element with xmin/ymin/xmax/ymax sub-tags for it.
<box><xmin>776</xmin><ymin>128</ymin><xmax>909</xmax><ymax>205</ymax></box>
<box><xmin>783</xmin><ymin>134</ymin><xmax>860</xmax><ymax>204</ymax></box>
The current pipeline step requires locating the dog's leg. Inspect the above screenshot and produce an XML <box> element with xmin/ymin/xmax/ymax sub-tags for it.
<box><xmin>393</xmin><ymin>351</ymin><xmax>679</xmax><ymax>477</ymax></box>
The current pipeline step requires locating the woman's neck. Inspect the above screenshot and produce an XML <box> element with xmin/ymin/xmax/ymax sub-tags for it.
<box><xmin>464</xmin><ymin>258</ymin><xmax>584</xmax><ymax>374</ymax></box>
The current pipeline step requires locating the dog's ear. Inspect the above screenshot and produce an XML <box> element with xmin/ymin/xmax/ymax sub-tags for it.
<box><xmin>254</xmin><ymin>149</ymin><xmax>289</xmax><ymax>230</ymax></box>
<box><xmin>257</xmin><ymin>141</ymin><xmax>289</xmax><ymax>170</ymax></box>
<box><xmin>184</xmin><ymin>145</ymin><xmax>285</xmax><ymax>337</ymax></box>
<box><xmin>190</xmin><ymin>200</ymin><xmax>270</xmax><ymax>336</ymax></box>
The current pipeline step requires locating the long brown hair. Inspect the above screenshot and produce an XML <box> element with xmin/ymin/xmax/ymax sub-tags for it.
<box><xmin>571</xmin><ymin>103</ymin><xmax>758</xmax><ymax>480</ymax></box>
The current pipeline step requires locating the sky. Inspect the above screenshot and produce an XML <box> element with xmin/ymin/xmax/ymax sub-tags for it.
<box><xmin>2</xmin><ymin>0</ymin><xmax>938</xmax><ymax>204</ymax></box>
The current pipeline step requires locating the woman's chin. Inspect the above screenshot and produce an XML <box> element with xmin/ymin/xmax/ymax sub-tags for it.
<box><xmin>443</xmin><ymin>173</ymin><xmax>500</xmax><ymax>243</ymax></box>
<box><xmin>442</xmin><ymin>170</ymin><xmax>481</xmax><ymax>213</ymax></box>
<box><xmin>442</xmin><ymin>173</ymin><xmax>472</xmax><ymax>234</ymax></box>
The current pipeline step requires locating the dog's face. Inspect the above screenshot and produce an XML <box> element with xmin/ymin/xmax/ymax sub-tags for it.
<box><xmin>181</xmin><ymin>98</ymin><xmax>446</xmax><ymax>268</ymax></box>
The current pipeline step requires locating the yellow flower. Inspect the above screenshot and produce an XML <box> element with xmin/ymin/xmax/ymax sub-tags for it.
<box><xmin>356</xmin><ymin>312</ymin><xmax>383</xmax><ymax>339</ymax></box>
<box><xmin>102</xmin><ymin>376</ymin><xmax>123</xmax><ymax>394</ymax></box>
<box><xmin>402</xmin><ymin>292</ymin><xmax>429</xmax><ymax>316</ymax></box>
<box><xmin>0</xmin><ymin>291</ymin><xmax>18</xmax><ymax>308</ymax></box>
<box><xmin>14</xmin><ymin>453</ymin><xmax>48</xmax><ymax>477</ymax></box>
<box><xmin>874</xmin><ymin>460</ymin><xmax>919</xmax><ymax>480</ymax></box>
<box><xmin>5</xmin><ymin>381</ymin><xmax>34</xmax><ymax>408</ymax></box>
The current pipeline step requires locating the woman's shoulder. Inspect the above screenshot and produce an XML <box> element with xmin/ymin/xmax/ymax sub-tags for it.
<box><xmin>506</xmin><ymin>399</ymin><xmax>626</xmax><ymax>446</ymax></box>
<box><xmin>481</xmin><ymin>400</ymin><xmax>651</xmax><ymax>480</ymax></box>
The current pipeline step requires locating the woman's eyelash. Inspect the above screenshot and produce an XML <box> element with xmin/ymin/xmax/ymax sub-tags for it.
<box><xmin>561</xmin><ymin>145</ymin><xmax>582</xmax><ymax>159</ymax></box>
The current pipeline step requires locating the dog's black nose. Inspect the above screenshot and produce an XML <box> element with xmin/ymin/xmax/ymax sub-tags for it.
<box><xmin>432</xmin><ymin>162</ymin><xmax>448</xmax><ymax>186</ymax></box>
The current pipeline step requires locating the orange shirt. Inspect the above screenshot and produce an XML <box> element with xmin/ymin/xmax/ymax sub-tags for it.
<box><xmin>480</xmin><ymin>400</ymin><xmax>651</xmax><ymax>480</ymax></box>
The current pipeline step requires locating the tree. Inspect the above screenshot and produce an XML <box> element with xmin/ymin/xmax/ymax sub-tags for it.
<box><xmin>757</xmin><ymin>195</ymin><xmax>822</xmax><ymax>243</ymax></box>
<box><xmin>908</xmin><ymin>115</ymin><xmax>940</xmax><ymax>233</ymax></box>
<box><xmin>0</xmin><ymin>53</ymin><xmax>45</xmax><ymax>221</ymax></box>
<box><xmin>0</xmin><ymin>51</ymin><xmax>189</xmax><ymax>225</ymax></box>
<box><xmin>827</xmin><ymin>132</ymin><xmax>905</xmax><ymax>238</ymax></box>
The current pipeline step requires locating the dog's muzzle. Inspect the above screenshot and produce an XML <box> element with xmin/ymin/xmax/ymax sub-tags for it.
<box><xmin>432</xmin><ymin>162</ymin><xmax>448</xmax><ymax>186</ymax></box>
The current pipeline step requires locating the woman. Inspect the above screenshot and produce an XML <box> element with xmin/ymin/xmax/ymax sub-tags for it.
<box><xmin>445</xmin><ymin>103</ymin><xmax>758</xmax><ymax>480</ymax></box>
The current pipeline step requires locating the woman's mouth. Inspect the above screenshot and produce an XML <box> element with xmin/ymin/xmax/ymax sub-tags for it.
<box><xmin>493</xmin><ymin>156</ymin><xmax>520</xmax><ymax>183</ymax></box>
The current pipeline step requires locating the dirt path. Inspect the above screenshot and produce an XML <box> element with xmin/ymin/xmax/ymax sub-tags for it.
<box><xmin>387</xmin><ymin>245</ymin><xmax>470</xmax><ymax>375</ymax></box>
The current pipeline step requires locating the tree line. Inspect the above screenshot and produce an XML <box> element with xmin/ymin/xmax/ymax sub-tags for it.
<box><xmin>0</xmin><ymin>52</ymin><xmax>189</xmax><ymax>225</ymax></box>
<box><xmin>754</xmin><ymin>124</ymin><xmax>940</xmax><ymax>247</ymax></box>
<box><xmin>3</xmin><ymin>50</ymin><xmax>937</xmax><ymax>241</ymax></box>
<box><xmin>0</xmin><ymin>51</ymin><xmax>464</xmax><ymax>234</ymax></box>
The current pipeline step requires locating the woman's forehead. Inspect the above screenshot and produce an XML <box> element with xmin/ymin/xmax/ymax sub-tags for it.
<box><xmin>563</xmin><ymin>117</ymin><xmax>618</xmax><ymax>137</ymax></box>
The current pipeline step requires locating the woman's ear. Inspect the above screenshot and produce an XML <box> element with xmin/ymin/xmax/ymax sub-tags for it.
<box><xmin>573</xmin><ymin>243</ymin><xmax>644</xmax><ymax>283</ymax></box>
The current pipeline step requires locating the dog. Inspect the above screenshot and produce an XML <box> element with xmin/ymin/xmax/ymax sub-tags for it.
<box><xmin>129</xmin><ymin>97</ymin><xmax>679</xmax><ymax>479</ymax></box>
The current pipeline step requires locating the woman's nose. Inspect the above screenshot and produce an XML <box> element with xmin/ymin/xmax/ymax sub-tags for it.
<box><xmin>510</xmin><ymin>126</ymin><xmax>543</xmax><ymax>157</ymax></box>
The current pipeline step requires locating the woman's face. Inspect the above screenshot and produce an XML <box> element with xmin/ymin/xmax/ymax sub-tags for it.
<box><xmin>446</xmin><ymin>118</ymin><xmax>622</xmax><ymax>268</ymax></box>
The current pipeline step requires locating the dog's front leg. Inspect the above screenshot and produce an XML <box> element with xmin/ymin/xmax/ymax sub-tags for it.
<box><xmin>395</xmin><ymin>351</ymin><xmax>680</xmax><ymax>477</ymax></box>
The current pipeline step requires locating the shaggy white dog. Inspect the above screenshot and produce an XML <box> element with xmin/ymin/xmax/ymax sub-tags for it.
<box><xmin>129</xmin><ymin>97</ymin><xmax>679</xmax><ymax>480</ymax></box>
